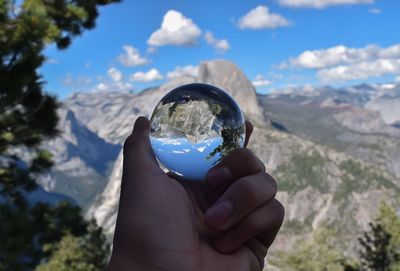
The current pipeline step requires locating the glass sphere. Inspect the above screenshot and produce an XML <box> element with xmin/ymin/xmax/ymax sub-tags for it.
<box><xmin>149</xmin><ymin>83</ymin><xmax>245</xmax><ymax>181</ymax></box>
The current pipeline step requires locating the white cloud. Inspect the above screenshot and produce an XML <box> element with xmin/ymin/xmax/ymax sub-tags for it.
<box><xmin>118</xmin><ymin>45</ymin><xmax>148</xmax><ymax>67</ymax></box>
<box><xmin>172</xmin><ymin>150</ymin><xmax>186</xmax><ymax>154</ymax></box>
<box><xmin>395</xmin><ymin>75</ymin><xmax>400</xmax><ymax>82</ymax></box>
<box><xmin>278</xmin><ymin>0</ymin><xmax>373</xmax><ymax>9</ymax></box>
<box><xmin>238</xmin><ymin>5</ymin><xmax>291</xmax><ymax>30</ymax></box>
<box><xmin>196</xmin><ymin>146</ymin><xmax>207</xmax><ymax>152</ymax></box>
<box><xmin>369</xmin><ymin>8</ymin><xmax>381</xmax><ymax>14</ymax></box>
<box><xmin>252</xmin><ymin>75</ymin><xmax>272</xmax><ymax>87</ymax></box>
<box><xmin>94</xmin><ymin>82</ymin><xmax>107</xmax><ymax>91</ymax></box>
<box><xmin>278</xmin><ymin>43</ymin><xmax>400</xmax><ymax>83</ymax></box>
<box><xmin>204</xmin><ymin>31</ymin><xmax>230</xmax><ymax>53</ymax></box>
<box><xmin>318</xmin><ymin>59</ymin><xmax>400</xmax><ymax>82</ymax></box>
<box><xmin>93</xmin><ymin>81</ymin><xmax>133</xmax><ymax>93</ymax></box>
<box><xmin>130</xmin><ymin>68</ymin><xmax>163</xmax><ymax>82</ymax></box>
<box><xmin>166</xmin><ymin>65</ymin><xmax>199</xmax><ymax>80</ymax></box>
<box><xmin>62</xmin><ymin>74</ymin><xmax>92</xmax><ymax>87</ymax></box>
<box><xmin>93</xmin><ymin>68</ymin><xmax>133</xmax><ymax>92</ymax></box>
<box><xmin>148</xmin><ymin>10</ymin><xmax>201</xmax><ymax>47</ymax></box>
<box><xmin>108</xmin><ymin>68</ymin><xmax>123</xmax><ymax>82</ymax></box>
<box><xmin>281</xmin><ymin>44</ymin><xmax>400</xmax><ymax>69</ymax></box>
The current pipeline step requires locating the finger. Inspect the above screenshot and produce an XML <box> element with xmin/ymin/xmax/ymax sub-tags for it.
<box><xmin>205</xmin><ymin>148</ymin><xmax>265</xmax><ymax>192</ymax></box>
<box><xmin>204</xmin><ymin>171</ymin><xmax>277</xmax><ymax>231</ymax></box>
<box><xmin>122</xmin><ymin>116</ymin><xmax>163</xmax><ymax>182</ymax></box>
<box><xmin>214</xmin><ymin>199</ymin><xmax>285</xmax><ymax>253</ymax></box>
<box><xmin>244</xmin><ymin>121</ymin><xmax>253</xmax><ymax>148</ymax></box>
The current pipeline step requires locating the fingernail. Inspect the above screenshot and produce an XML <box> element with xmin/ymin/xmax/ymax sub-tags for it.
<box><xmin>206</xmin><ymin>167</ymin><xmax>231</xmax><ymax>190</ymax></box>
<box><xmin>205</xmin><ymin>200</ymin><xmax>234</xmax><ymax>230</ymax></box>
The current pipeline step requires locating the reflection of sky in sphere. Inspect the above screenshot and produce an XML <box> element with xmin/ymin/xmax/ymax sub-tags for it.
<box><xmin>151</xmin><ymin>137</ymin><xmax>223</xmax><ymax>180</ymax></box>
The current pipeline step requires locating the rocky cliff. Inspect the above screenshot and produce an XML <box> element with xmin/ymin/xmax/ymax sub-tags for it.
<box><xmin>39</xmin><ymin>106</ymin><xmax>120</xmax><ymax>208</ymax></box>
<box><xmin>198</xmin><ymin>60</ymin><xmax>264</xmax><ymax>121</ymax></box>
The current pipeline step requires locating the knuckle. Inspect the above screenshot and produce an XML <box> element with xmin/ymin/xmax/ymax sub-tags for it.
<box><xmin>233</xmin><ymin>178</ymin><xmax>259</xmax><ymax>206</ymax></box>
<box><xmin>238</xmin><ymin>149</ymin><xmax>264</xmax><ymax>167</ymax></box>
<box><xmin>239</xmin><ymin>148</ymin><xmax>255</xmax><ymax>160</ymax></box>
<box><xmin>273</xmin><ymin>199</ymin><xmax>285</xmax><ymax>223</ymax></box>
<box><xmin>228</xmin><ymin>148</ymin><xmax>254</xmax><ymax>162</ymax></box>
<box><xmin>239</xmin><ymin>178</ymin><xmax>259</xmax><ymax>198</ymax></box>
<box><xmin>231</xmin><ymin>173</ymin><xmax>277</xmax><ymax>211</ymax></box>
<box><xmin>245</xmin><ymin>212</ymin><xmax>261</xmax><ymax>230</ymax></box>
<box><xmin>259</xmin><ymin>159</ymin><xmax>267</xmax><ymax>172</ymax></box>
<box><xmin>238</xmin><ymin>148</ymin><xmax>265</xmax><ymax>172</ymax></box>
<box><xmin>262</xmin><ymin>172</ymin><xmax>277</xmax><ymax>198</ymax></box>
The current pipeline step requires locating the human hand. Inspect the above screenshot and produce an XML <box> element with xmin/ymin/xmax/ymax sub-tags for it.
<box><xmin>107</xmin><ymin>117</ymin><xmax>284</xmax><ymax>271</ymax></box>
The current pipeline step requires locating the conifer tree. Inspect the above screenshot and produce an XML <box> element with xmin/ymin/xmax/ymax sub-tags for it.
<box><xmin>0</xmin><ymin>0</ymin><xmax>119</xmax><ymax>270</ymax></box>
<box><xmin>357</xmin><ymin>202</ymin><xmax>400</xmax><ymax>271</ymax></box>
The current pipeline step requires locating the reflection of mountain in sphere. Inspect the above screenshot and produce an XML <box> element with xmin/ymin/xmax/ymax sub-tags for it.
<box><xmin>149</xmin><ymin>83</ymin><xmax>246</xmax><ymax>181</ymax></box>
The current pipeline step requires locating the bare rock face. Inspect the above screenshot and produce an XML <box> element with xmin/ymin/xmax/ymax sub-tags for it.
<box><xmin>86</xmin><ymin>150</ymin><xmax>123</xmax><ymax>237</ymax></box>
<box><xmin>365</xmin><ymin>96</ymin><xmax>400</xmax><ymax>125</ymax></box>
<box><xmin>40</xmin><ymin>106</ymin><xmax>120</xmax><ymax>208</ymax></box>
<box><xmin>333</xmin><ymin>107</ymin><xmax>400</xmax><ymax>137</ymax></box>
<box><xmin>198</xmin><ymin>60</ymin><xmax>264</xmax><ymax>121</ymax></box>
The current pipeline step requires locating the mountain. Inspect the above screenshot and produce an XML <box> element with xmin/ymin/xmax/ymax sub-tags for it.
<box><xmin>38</xmin><ymin>106</ymin><xmax>120</xmax><ymax>208</ymax></box>
<box><xmin>198</xmin><ymin>60</ymin><xmax>264</xmax><ymax>121</ymax></box>
<box><xmin>42</xmin><ymin>59</ymin><xmax>400</xmax><ymax>264</ymax></box>
<box><xmin>259</xmin><ymin>83</ymin><xmax>400</xmax><ymax>179</ymax></box>
<box><xmin>365</xmin><ymin>85</ymin><xmax>400</xmax><ymax>126</ymax></box>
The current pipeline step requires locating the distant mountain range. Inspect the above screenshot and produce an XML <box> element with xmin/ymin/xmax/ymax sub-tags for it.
<box><xmin>40</xmin><ymin>59</ymin><xmax>400</xmax><ymax>261</ymax></box>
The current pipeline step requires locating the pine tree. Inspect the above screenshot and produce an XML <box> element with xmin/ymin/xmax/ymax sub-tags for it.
<box><xmin>356</xmin><ymin>202</ymin><xmax>400</xmax><ymax>271</ymax></box>
<box><xmin>35</xmin><ymin>222</ymin><xmax>110</xmax><ymax>271</ymax></box>
<box><xmin>0</xmin><ymin>0</ymin><xmax>119</xmax><ymax>270</ymax></box>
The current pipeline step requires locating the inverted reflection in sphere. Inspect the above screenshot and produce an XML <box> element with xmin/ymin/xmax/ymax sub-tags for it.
<box><xmin>149</xmin><ymin>83</ymin><xmax>246</xmax><ymax>181</ymax></box>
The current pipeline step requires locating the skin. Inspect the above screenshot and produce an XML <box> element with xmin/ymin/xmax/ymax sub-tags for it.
<box><xmin>107</xmin><ymin>117</ymin><xmax>285</xmax><ymax>271</ymax></box>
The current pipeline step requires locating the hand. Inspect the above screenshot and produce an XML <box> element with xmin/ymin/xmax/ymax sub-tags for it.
<box><xmin>107</xmin><ymin>117</ymin><xmax>284</xmax><ymax>271</ymax></box>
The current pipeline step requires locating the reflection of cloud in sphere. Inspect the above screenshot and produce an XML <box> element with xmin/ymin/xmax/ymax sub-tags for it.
<box><xmin>149</xmin><ymin>83</ymin><xmax>245</xmax><ymax>181</ymax></box>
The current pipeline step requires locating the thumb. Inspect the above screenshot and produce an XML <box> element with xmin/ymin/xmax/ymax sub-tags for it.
<box><xmin>122</xmin><ymin>116</ymin><xmax>161</xmax><ymax>181</ymax></box>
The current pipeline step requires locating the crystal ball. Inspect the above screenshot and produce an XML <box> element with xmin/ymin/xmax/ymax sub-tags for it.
<box><xmin>149</xmin><ymin>83</ymin><xmax>246</xmax><ymax>181</ymax></box>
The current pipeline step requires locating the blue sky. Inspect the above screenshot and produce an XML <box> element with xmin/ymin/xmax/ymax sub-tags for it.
<box><xmin>40</xmin><ymin>0</ymin><xmax>400</xmax><ymax>99</ymax></box>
